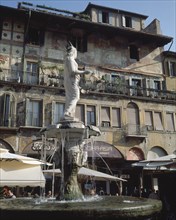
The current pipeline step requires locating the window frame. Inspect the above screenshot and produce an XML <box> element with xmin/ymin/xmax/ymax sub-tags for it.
<box><xmin>169</xmin><ymin>61</ymin><xmax>176</xmax><ymax>77</ymax></box>
<box><xmin>0</xmin><ymin>93</ymin><xmax>16</xmax><ymax>127</ymax></box>
<box><xmin>101</xmin><ymin>106</ymin><xmax>111</xmax><ymax>127</ymax></box>
<box><xmin>25</xmin><ymin>61</ymin><xmax>39</xmax><ymax>85</ymax></box>
<box><xmin>25</xmin><ymin>98</ymin><xmax>43</xmax><ymax>127</ymax></box>
<box><xmin>86</xmin><ymin>105</ymin><xmax>96</xmax><ymax>126</ymax></box>
<box><xmin>52</xmin><ymin>102</ymin><xmax>65</xmax><ymax>125</ymax></box>
<box><xmin>26</xmin><ymin>27</ymin><xmax>45</xmax><ymax>46</ymax></box>
<box><xmin>129</xmin><ymin>45</ymin><xmax>139</xmax><ymax>61</ymax></box>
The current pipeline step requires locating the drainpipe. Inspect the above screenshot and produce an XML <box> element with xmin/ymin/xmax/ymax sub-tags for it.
<box><xmin>22</xmin><ymin>9</ymin><xmax>31</xmax><ymax>82</ymax></box>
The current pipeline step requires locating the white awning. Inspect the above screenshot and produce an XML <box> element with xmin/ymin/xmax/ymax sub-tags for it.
<box><xmin>0</xmin><ymin>161</ymin><xmax>46</xmax><ymax>187</ymax></box>
<box><xmin>0</xmin><ymin>148</ymin><xmax>48</xmax><ymax>187</ymax></box>
<box><xmin>43</xmin><ymin>167</ymin><xmax>127</xmax><ymax>182</ymax></box>
<box><xmin>132</xmin><ymin>154</ymin><xmax>176</xmax><ymax>170</ymax></box>
<box><xmin>79</xmin><ymin>167</ymin><xmax>126</xmax><ymax>181</ymax></box>
<box><xmin>0</xmin><ymin>148</ymin><xmax>51</xmax><ymax>165</ymax></box>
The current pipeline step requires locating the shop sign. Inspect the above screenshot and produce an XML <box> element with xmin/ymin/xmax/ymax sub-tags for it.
<box><xmin>84</xmin><ymin>141</ymin><xmax>122</xmax><ymax>158</ymax></box>
<box><xmin>32</xmin><ymin>141</ymin><xmax>55</xmax><ymax>152</ymax></box>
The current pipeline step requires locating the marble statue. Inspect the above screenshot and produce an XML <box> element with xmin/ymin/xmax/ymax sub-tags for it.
<box><xmin>63</xmin><ymin>42</ymin><xmax>91</xmax><ymax>120</ymax></box>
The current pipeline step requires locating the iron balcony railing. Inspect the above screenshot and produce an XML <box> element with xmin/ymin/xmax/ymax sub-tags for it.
<box><xmin>123</xmin><ymin>124</ymin><xmax>147</xmax><ymax>137</ymax></box>
<box><xmin>0</xmin><ymin>68</ymin><xmax>176</xmax><ymax>101</ymax></box>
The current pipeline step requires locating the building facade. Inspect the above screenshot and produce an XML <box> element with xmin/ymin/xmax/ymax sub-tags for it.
<box><xmin>0</xmin><ymin>2</ymin><xmax>176</xmax><ymax>197</ymax></box>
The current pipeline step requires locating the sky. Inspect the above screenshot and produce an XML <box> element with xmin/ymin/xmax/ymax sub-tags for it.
<box><xmin>1</xmin><ymin>0</ymin><xmax>176</xmax><ymax>51</ymax></box>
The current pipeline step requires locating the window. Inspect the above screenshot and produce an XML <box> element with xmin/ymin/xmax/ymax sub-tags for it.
<box><xmin>111</xmin><ymin>74</ymin><xmax>120</xmax><ymax>83</ymax></box>
<box><xmin>26</xmin><ymin>99</ymin><xmax>42</xmax><ymax>127</ymax></box>
<box><xmin>71</xmin><ymin>36</ymin><xmax>87</xmax><ymax>52</ymax></box>
<box><xmin>26</xmin><ymin>27</ymin><xmax>44</xmax><ymax>46</ymax></box>
<box><xmin>166</xmin><ymin>112</ymin><xmax>175</xmax><ymax>131</ymax></box>
<box><xmin>154</xmin><ymin>112</ymin><xmax>163</xmax><ymax>131</ymax></box>
<box><xmin>131</xmin><ymin>79</ymin><xmax>142</xmax><ymax>96</ymax></box>
<box><xmin>122</xmin><ymin>15</ymin><xmax>133</xmax><ymax>28</ymax></box>
<box><xmin>25</xmin><ymin>61</ymin><xmax>39</xmax><ymax>84</ymax></box>
<box><xmin>125</xmin><ymin>16</ymin><xmax>132</xmax><ymax>27</ymax></box>
<box><xmin>52</xmin><ymin>102</ymin><xmax>64</xmax><ymax>124</ymax></box>
<box><xmin>145</xmin><ymin>111</ymin><xmax>153</xmax><ymax>130</ymax></box>
<box><xmin>98</xmin><ymin>10</ymin><xmax>113</xmax><ymax>25</ymax></box>
<box><xmin>3</xmin><ymin>94</ymin><xmax>10</xmax><ymax>126</ymax></box>
<box><xmin>98</xmin><ymin>10</ymin><xmax>108</xmax><ymax>23</ymax></box>
<box><xmin>169</xmin><ymin>61</ymin><xmax>176</xmax><ymax>77</ymax></box>
<box><xmin>153</xmin><ymin>80</ymin><xmax>161</xmax><ymax>97</ymax></box>
<box><xmin>146</xmin><ymin>78</ymin><xmax>158</xmax><ymax>97</ymax></box>
<box><xmin>87</xmin><ymin>105</ymin><xmax>96</xmax><ymax>126</ymax></box>
<box><xmin>127</xmin><ymin>102</ymin><xmax>140</xmax><ymax>134</ymax></box>
<box><xmin>129</xmin><ymin>45</ymin><xmax>139</xmax><ymax>61</ymax></box>
<box><xmin>0</xmin><ymin>93</ymin><xmax>15</xmax><ymax>127</ymax></box>
<box><xmin>76</xmin><ymin>104</ymin><xmax>85</xmax><ymax>123</ymax></box>
<box><xmin>101</xmin><ymin>107</ymin><xmax>110</xmax><ymax>127</ymax></box>
<box><xmin>112</xmin><ymin>108</ymin><xmax>121</xmax><ymax>127</ymax></box>
<box><xmin>102</xmin><ymin>11</ymin><xmax>109</xmax><ymax>23</ymax></box>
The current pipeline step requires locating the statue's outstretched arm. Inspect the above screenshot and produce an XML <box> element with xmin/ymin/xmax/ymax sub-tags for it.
<box><xmin>69</xmin><ymin>59</ymin><xmax>92</xmax><ymax>76</ymax></box>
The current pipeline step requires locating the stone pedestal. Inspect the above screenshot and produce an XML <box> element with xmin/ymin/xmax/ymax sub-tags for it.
<box><xmin>43</xmin><ymin>120</ymin><xmax>100</xmax><ymax>200</ymax></box>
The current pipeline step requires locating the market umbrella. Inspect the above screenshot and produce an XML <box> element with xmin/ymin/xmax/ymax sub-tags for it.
<box><xmin>43</xmin><ymin>167</ymin><xmax>127</xmax><ymax>182</ymax></box>
<box><xmin>132</xmin><ymin>154</ymin><xmax>176</xmax><ymax>170</ymax></box>
<box><xmin>0</xmin><ymin>148</ymin><xmax>50</xmax><ymax>187</ymax></box>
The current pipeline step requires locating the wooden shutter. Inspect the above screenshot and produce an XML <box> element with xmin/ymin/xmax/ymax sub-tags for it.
<box><xmin>39</xmin><ymin>100</ymin><xmax>43</xmax><ymax>127</ymax></box>
<box><xmin>109</xmin><ymin>12</ymin><xmax>113</xmax><ymax>25</ymax></box>
<box><xmin>122</xmin><ymin>15</ymin><xmax>125</xmax><ymax>27</ymax></box>
<box><xmin>101</xmin><ymin>107</ymin><xmax>110</xmax><ymax>121</ymax></box>
<box><xmin>2</xmin><ymin>94</ymin><xmax>11</xmax><ymax>126</ymax></box>
<box><xmin>154</xmin><ymin>112</ymin><xmax>163</xmax><ymax>130</ymax></box>
<box><xmin>98</xmin><ymin>10</ymin><xmax>102</xmax><ymax>23</ymax></box>
<box><xmin>131</xmin><ymin>17</ymin><xmax>135</xmax><ymax>28</ymax></box>
<box><xmin>52</xmin><ymin>101</ymin><xmax>56</xmax><ymax>124</ymax></box>
<box><xmin>16</xmin><ymin>101</ymin><xmax>25</xmax><ymax>126</ymax></box>
<box><xmin>76</xmin><ymin>104</ymin><xmax>84</xmax><ymax>123</ymax></box>
<box><xmin>166</xmin><ymin>113</ymin><xmax>175</xmax><ymax>131</ymax></box>
<box><xmin>58</xmin><ymin>103</ymin><xmax>64</xmax><ymax>123</ymax></box>
<box><xmin>0</xmin><ymin>95</ymin><xmax>4</xmax><ymax>125</ymax></box>
<box><xmin>25</xmin><ymin>98</ymin><xmax>30</xmax><ymax>126</ymax></box>
<box><xmin>112</xmin><ymin>108</ymin><xmax>121</xmax><ymax>127</ymax></box>
<box><xmin>44</xmin><ymin>103</ymin><xmax>52</xmax><ymax>127</ymax></box>
<box><xmin>145</xmin><ymin>111</ymin><xmax>153</xmax><ymax>126</ymax></box>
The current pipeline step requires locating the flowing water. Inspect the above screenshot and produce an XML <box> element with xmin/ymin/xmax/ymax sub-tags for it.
<box><xmin>0</xmin><ymin>195</ymin><xmax>162</xmax><ymax>220</ymax></box>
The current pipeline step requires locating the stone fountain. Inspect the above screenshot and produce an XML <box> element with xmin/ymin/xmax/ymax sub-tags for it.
<box><xmin>0</xmin><ymin>43</ymin><xmax>162</xmax><ymax>219</ymax></box>
<box><xmin>42</xmin><ymin>120</ymin><xmax>101</xmax><ymax>201</ymax></box>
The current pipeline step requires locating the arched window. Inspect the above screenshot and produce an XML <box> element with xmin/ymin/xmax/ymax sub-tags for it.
<box><xmin>126</xmin><ymin>102</ymin><xmax>140</xmax><ymax>134</ymax></box>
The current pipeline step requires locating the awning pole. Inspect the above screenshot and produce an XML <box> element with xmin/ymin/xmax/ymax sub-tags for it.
<box><xmin>52</xmin><ymin>162</ymin><xmax>55</xmax><ymax>198</ymax></box>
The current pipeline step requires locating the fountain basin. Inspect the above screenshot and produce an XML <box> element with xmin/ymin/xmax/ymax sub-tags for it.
<box><xmin>0</xmin><ymin>196</ymin><xmax>162</xmax><ymax>220</ymax></box>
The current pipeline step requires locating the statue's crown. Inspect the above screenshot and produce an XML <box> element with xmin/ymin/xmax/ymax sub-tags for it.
<box><xmin>66</xmin><ymin>41</ymin><xmax>73</xmax><ymax>52</ymax></box>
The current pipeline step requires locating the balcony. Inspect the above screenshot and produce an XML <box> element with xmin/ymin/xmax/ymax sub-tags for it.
<box><xmin>0</xmin><ymin>68</ymin><xmax>176</xmax><ymax>102</ymax></box>
<box><xmin>123</xmin><ymin>124</ymin><xmax>147</xmax><ymax>139</ymax></box>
